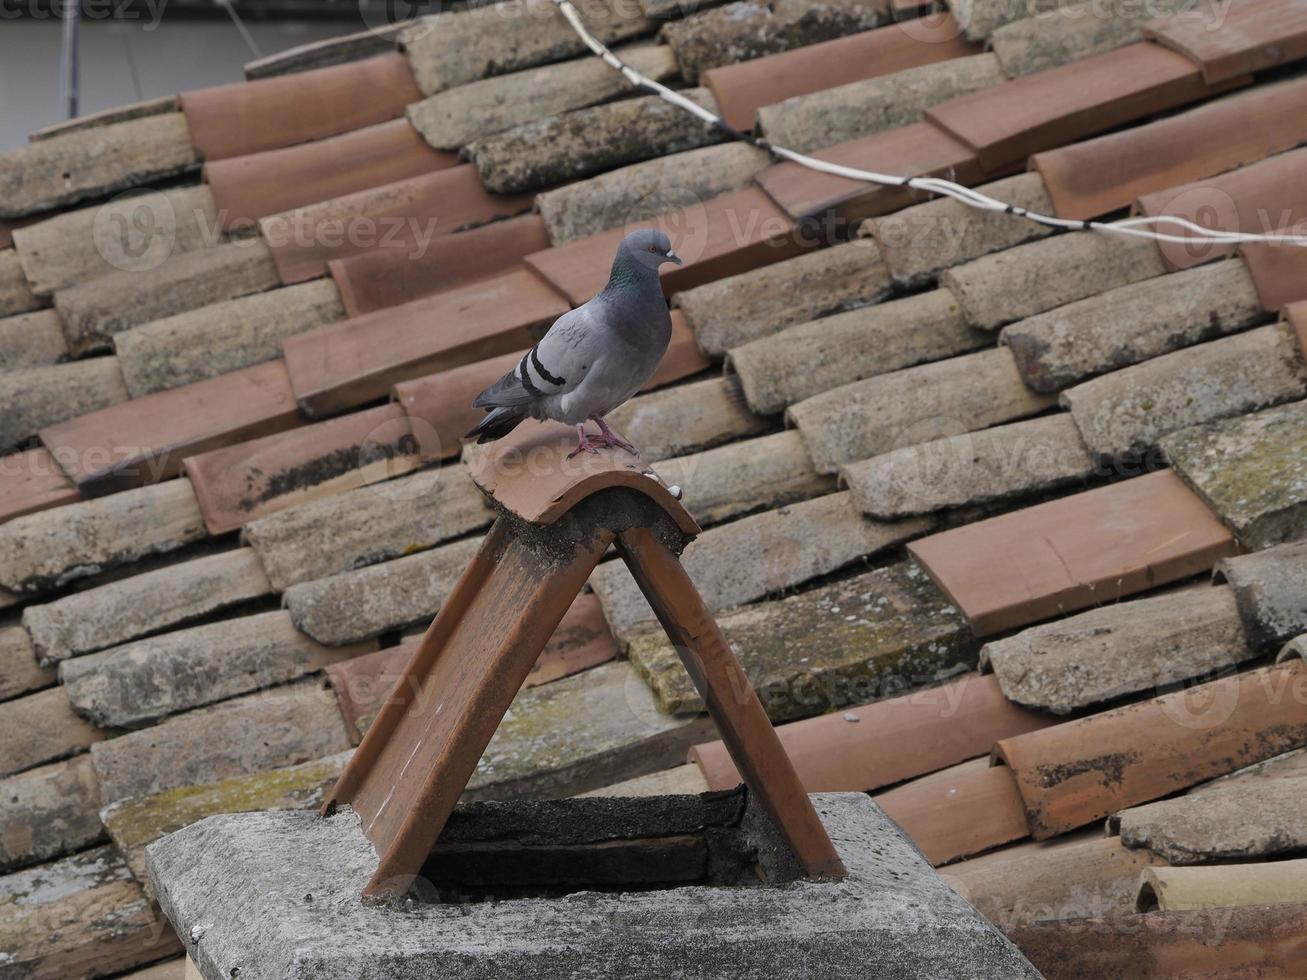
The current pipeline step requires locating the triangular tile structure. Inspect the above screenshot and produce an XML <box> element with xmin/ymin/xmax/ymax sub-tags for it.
<box><xmin>322</xmin><ymin>421</ymin><xmax>845</xmax><ymax>896</ymax></box>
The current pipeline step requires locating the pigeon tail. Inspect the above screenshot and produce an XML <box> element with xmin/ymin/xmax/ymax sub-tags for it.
<box><xmin>466</xmin><ymin>406</ymin><xmax>526</xmax><ymax>444</ymax></box>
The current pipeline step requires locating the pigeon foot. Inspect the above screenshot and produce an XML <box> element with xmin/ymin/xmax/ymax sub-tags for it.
<box><xmin>595</xmin><ymin>417</ymin><xmax>638</xmax><ymax>455</ymax></box>
<box><xmin>568</xmin><ymin>422</ymin><xmax>602</xmax><ymax>458</ymax></box>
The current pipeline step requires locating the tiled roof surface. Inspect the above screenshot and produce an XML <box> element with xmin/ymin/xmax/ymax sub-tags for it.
<box><xmin>2</xmin><ymin>0</ymin><xmax>1307</xmax><ymax>974</ymax></box>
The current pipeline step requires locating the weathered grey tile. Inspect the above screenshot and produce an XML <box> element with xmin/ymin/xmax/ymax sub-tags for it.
<box><xmin>1062</xmin><ymin>323</ymin><xmax>1307</xmax><ymax>459</ymax></box>
<box><xmin>116</xmin><ymin>279</ymin><xmax>345</xmax><ymax>397</ymax></box>
<box><xmin>843</xmin><ymin>413</ymin><xmax>1094</xmax><ymax>519</ymax></box>
<box><xmin>941</xmin><ymin>232</ymin><xmax>1168</xmax><ymax>331</ymax></box>
<box><xmin>759</xmin><ymin>53</ymin><xmax>1004</xmax><ymax>153</ymax></box>
<box><xmin>1190</xmin><ymin>747</ymin><xmax>1307</xmax><ymax>794</ymax></box>
<box><xmin>55</xmin><ymin>239</ymin><xmax>280</xmax><ymax>354</ymax></box>
<box><xmin>28</xmin><ymin>94</ymin><xmax>179</xmax><ymax>142</ymax></box>
<box><xmin>660</xmin><ymin>0</ymin><xmax>890</xmax><ymax>82</ymax></box>
<box><xmin>980</xmin><ymin>586</ymin><xmax>1253</xmax><ymax>715</ymax></box>
<box><xmin>284</xmin><ymin>536</ymin><xmax>482</xmax><ymax>644</ymax></box>
<box><xmin>468</xmin><ymin>661</ymin><xmax>717</xmax><ymax>800</ymax></box>
<box><xmin>730</xmin><ymin>288</ymin><xmax>989</xmax><ymax>415</ymax></box>
<box><xmin>1282</xmin><ymin>635</ymin><xmax>1307</xmax><ymax>663</ymax></box>
<box><xmin>950</xmin><ymin>0</ymin><xmax>1082</xmax><ymax>40</ymax></box>
<box><xmin>675</xmin><ymin>239</ymin><xmax>889</xmax><ymax>356</ymax></box>
<box><xmin>0</xmin><ymin>687</ymin><xmax>105</xmax><ymax>778</ymax></box>
<box><xmin>790</xmin><ymin>346</ymin><xmax>1056</xmax><ymax>475</ymax></box>
<box><xmin>630</xmin><ymin>560</ymin><xmax>972</xmax><ymax>718</ymax></box>
<box><xmin>400</xmin><ymin>0</ymin><xmax>655</xmax><ymax>96</ymax></box>
<box><xmin>102</xmin><ymin>750</ymin><xmax>351</xmax><ymax>891</ymax></box>
<box><xmin>1114</xmin><ymin>776</ymin><xmax>1307</xmax><ymax>864</ymax></box>
<box><xmin>0</xmin><ymin>479</ymin><xmax>207</xmax><ymax>593</ymax></box>
<box><xmin>0</xmin><ymin>356</ymin><xmax>129</xmax><ymax>451</ymax></box>
<box><xmin>90</xmin><ymin>680</ymin><xmax>352</xmax><ymax>804</ymax></box>
<box><xmin>0</xmin><ymin>755</ymin><xmax>104</xmax><ymax>873</ymax></box>
<box><xmin>0</xmin><ymin>844</ymin><xmax>181</xmax><ymax>978</ymax></box>
<box><xmin>1216</xmin><ymin>538</ymin><xmax>1307</xmax><ymax>654</ymax></box>
<box><xmin>1003</xmin><ymin>260</ymin><xmax>1266</xmax><ymax>393</ymax></box>
<box><xmin>0</xmin><ymin>248</ymin><xmax>46</xmax><ymax>318</ymax></box>
<box><xmin>1161</xmin><ymin>399</ymin><xmax>1307</xmax><ymax>551</ymax></box>
<box><xmin>990</xmin><ymin>0</ymin><xmax>1194</xmax><ymax>76</ymax></box>
<box><xmin>12</xmin><ymin>184</ymin><xmax>219</xmax><ymax>296</ymax></box>
<box><xmin>0</xmin><ymin>112</ymin><xmax>197</xmax><ymax>218</ymax></box>
<box><xmin>61</xmin><ymin>610</ymin><xmax>374</xmax><ymax>729</ymax></box>
<box><xmin>652</xmin><ymin>429</ymin><xmax>833</xmax><ymax>526</ymax></box>
<box><xmin>606</xmin><ymin>375</ymin><xmax>769</xmax><ymax>462</ymax></box>
<box><xmin>473</xmin><ymin>89</ymin><xmax>724</xmax><ymax>197</ymax></box>
<box><xmin>591</xmin><ymin>490</ymin><xmax>932</xmax><ymax>638</ymax></box>
<box><xmin>865</xmin><ymin>173</ymin><xmax>1055</xmax><ymax>286</ymax></box>
<box><xmin>24</xmin><ymin>548</ymin><xmax>272</xmax><ymax>666</ymax></box>
<box><xmin>0</xmin><ymin>622</ymin><xmax>55</xmax><ymax>701</ymax></box>
<box><xmin>245</xmin><ymin>464</ymin><xmax>492</xmax><ymax>591</ymax></box>
<box><xmin>537</xmin><ymin>142</ymin><xmax>768</xmax><ymax>244</ymax></box>
<box><xmin>407</xmin><ymin>44</ymin><xmax>677</xmax><ymax>151</ymax></box>
<box><xmin>0</xmin><ymin>308</ymin><xmax>68</xmax><ymax>372</ymax></box>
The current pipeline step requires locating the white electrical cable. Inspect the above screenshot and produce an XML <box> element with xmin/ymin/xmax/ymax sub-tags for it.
<box><xmin>551</xmin><ymin>0</ymin><xmax>1307</xmax><ymax>249</ymax></box>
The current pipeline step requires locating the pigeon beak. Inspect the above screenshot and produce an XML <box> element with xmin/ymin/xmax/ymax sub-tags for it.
<box><xmin>666</xmin><ymin>250</ymin><xmax>683</xmax><ymax>266</ymax></box>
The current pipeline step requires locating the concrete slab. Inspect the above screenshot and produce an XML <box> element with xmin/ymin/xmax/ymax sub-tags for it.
<box><xmin>149</xmin><ymin>794</ymin><xmax>1039</xmax><ymax>980</ymax></box>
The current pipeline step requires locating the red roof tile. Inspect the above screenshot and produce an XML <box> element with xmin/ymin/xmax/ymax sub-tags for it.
<box><xmin>0</xmin><ymin>447</ymin><xmax>79</xmax><ymax>524</ymax></box>
<box><xmin>259</xmin><ymin>165</ymin><xmax>536</xmax><ymax>285</ymax></box>
<box><xmin>874</xmin><ymin>757</ymin><xmax>1030</xmax><ymax>865</ymax></box>
<box><xmin>1144</xmin><ymin>0</ymin><xmax>1307</xmax><ymax>84</ymax></box>
<box><xmin>183</xmin><ymin>403</ymin><xmax>417</xmax><ymax>535</ymax></box>
<box><xmin>393</xmin><ymin>309</ymin><xmax>708</xmax><ymax>461</ymax></box>
<box><xmin>39</xmin><ymin>360</ymin><xmax>303</xmax><ymax>496</ymax></box>
<box><xmin>703</xmin><ymin>14</ymin><xmax>980</xmax><ymax>132</ymax></box>
<box><xmin>526</xmin><ymin>188</ymin><xmax>810</xmax><ymax>305</ymax></box>
<box><xmin>205</xmin><ymin>120</ymin><xmax>456</xmax><ymax>231</ymax></box>
<box><xmin>329</xmin><ymin>213</ymin><xmax>552</xmax><ymax>317</ymax></box>
<box><xmin>1031</xmin><ymin>76</ymin><xmax>1307</xmax><ymax>221</ymax></box>
<box><xmin>690</xmin><ymin>672</ymin><xmax>1052</xmax><ymax>793</ymax></box>
<box><xmin>1242</xmin><ymin>240</ymin><xmax>1307</xmax><ymax>314</ymax></box>
<box><xmin>283</xmin><ymin>269</ymin><xmax>569</xmax><ymax>417</ymax></box>
<box><xmin>994</xmin><ymin>661</ymin><xmax>1307</xmax><ymax>838</ymax></box>
<box><xmin>1288</xmin><ymin>301</ymin><xmax>1307</xmax><ymax>359</ymax></box>
<box><xmin>755</xmin><ymin>122</ymin><xmax>985</xmax><ymax>223</ymax></box>
<box><xmin>925</xmin><ymin>42</ymin><xmax>1249</xmax><ymax>173</ymax></box>
<box><xmin>179</xmin><ymin>53</ymin><xmax>422</xmax><ymax>161</ymax></box>
<box><xmin>909</xmin><ymin>470</ymin><xmax>1239</xmax><ymax>635</ymax></box>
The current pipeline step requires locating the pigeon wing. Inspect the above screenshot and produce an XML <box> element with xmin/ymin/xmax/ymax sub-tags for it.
<box><xmin>472</xmin><ymin>305</ymin><xmax>596</xmax><ymax>410</ymax></box>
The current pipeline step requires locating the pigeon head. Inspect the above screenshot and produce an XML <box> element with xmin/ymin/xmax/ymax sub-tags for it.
<box><xmin>618</xmin><ymin>228</ymin><xmax>683</xmax><ymax>273</ymax></box>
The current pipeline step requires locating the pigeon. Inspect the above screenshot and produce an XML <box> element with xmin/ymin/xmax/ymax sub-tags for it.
<box><xmin>466</xmin><ymin>228</ymin><xmax>682</xmax><ymax>458</ymax></box>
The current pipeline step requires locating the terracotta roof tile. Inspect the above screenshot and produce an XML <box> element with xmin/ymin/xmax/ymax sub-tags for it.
<box><xmin>1291</xmin><ymin>300</ymin><xmax>1307</xmax><ymax>357</ymax></box>
<box><xmin>90</xmin><ymin>680</ymin><xmax>351</xmax><ymax>805</ymax></box>
<box><xmin>942</xmin><ymin>833</ymin><xmax>1163</xmax><ymax>932</ymax></box>
<box><xmin>925</xmin><ymin>42</ymin><xmax>1248</xmax><ymax>173</ymax></box>
<box><xmin>873</xmin><ymin>757</ymin><xmax>1030</xmax><ymax>864</ymax></box>
<box><xmin>244</xmin><ymin>19</ymin><xmax>405</xmax><ymax>79</ymax></box>
<box><xmin>284</xmin><ymin>268</ymin><xmax>568</xmax><ymax>417</ymax></box>
<box><xmin>1134</xmin><ymin>146</ymin><xmax>1307</xmax><ymax>271</ymax></box>
<box><xmin>1242</xmin><ymin>238</ymin><xmax>1307</xmax><ymax>313</ymax></box>
<box><xmin>755</xmin><ymin>122</ymin><xmax>985</xmax><ymax>224</ymax></box>
<box><xmin>1162</xmin><ymin>399</ymin><xmax>1307</xmax><ymax>550</ymax></box>
<box><xmin>1062</xmin><ymin>322</ymin><xmax>1307</xmax><ymax>459</ymax></box>
<box><xmin>1215</xmin><ymin>538</ymin><xmax>1307</xmax><ymax>654</ymax></box>
<box><xmin>0</xmin><ymin>447</ymin><xmax>78</xmax><ymax>524</ymax></box>
<box><xmin>330</xmin><ymin>213</ymin><xmax>551</xmax><ymax>317</ymax></box>
<box><xmin>604</xmin><ymin>375</ymin><xmax>769</xmax><ymax>464</ymax></box>
<box><xmin>179</xmin><ymin>53</ymin><xmax>421</xmax><ymax>162</ymax></box>
<box><xmin>0</xmin><ymin>309</ymin><xmax>68</xmax><ymax>373</ymax></box>
<box><xmin>949</xmin><ymin>0</ymin><xmax>1082</xmax><ymax>41</ymax></box>
<box><xmin>691</xmin><ymin>672</ymin><xmax>1051</xmax><ymax>792</ymax></box>
<box><xmin>0</xmin><ymin>249</ymin><xmax>45</xmax><ymax>318</ymax></box>
<box><xmin>0</xmin><ymin>358</ymin><xmax>130</xmax><ymax>453</ymax></box>
<box><xmin>1032</xmin><ymin>76</ymin><xmax>1307</xmax><ymax>221</ymax></box>
<box><xmin>1189</xmin><ymin>745</ymin><xmax>1307</xmax><ymax>793</ymax></box>
<box><xmin>1001</xmin><ymin>258</ymin><xmax>1265</xmax><ymax>393</ymax></box>
<box><xmin>1138</xmin><ymin>859</ymin><xmax>1307</xmax><ymax>912</ymax></box>
<box><xmin>527</xmin><ymin>187</ymin><xmax>810</xmax><ymax>306</ymax></box>
<box><xmin>988</xmin><ymin>0</ymin><xmax>1162</xmax><ymax>77</ymax></box>
<box><xmin>40</xmin><ymin>359</ymin><xmax>303</xmax><ymax>496</ymax></box>
<box><xmin>183</xmin><ymin>402</ymin><xmax>417</xmax><ymax>535</ymax></box>
<box><xmin>259</xmin><ymin>165</ymin><xmax>535</xmax><ymax>285</ymax></box>
<box><xmin>909</xmin><ymin>470</ymin><xmax>1238</xmax><ymax>635</ymax></box>
<box><xmin>0</xmin><ymin>687</ymin><xmax>105</xmax><ymax>778</ymax></box>
<box><xmin>994</xmin><ymin>661</ymin><xmax>1307</xmax><ymax>838</ymax></box>
<box><xmin>205</xmin><ymin>119</ymin><xmax>456</xmax><ymax>231</ymax></box>
<box><xmin>0</xmin><ymin>845</ymin><xmax>180</xmax><ymax>977</ymax></box>
<box><xmin>27</xmin><ymin>94</ymin><xmax>178</xmax><ymax>142</ymax></box>
<box><xmin>327</xmin><ymin>593</ymin><xmax>617</xmax><ymax>742</ymax></box>
<box><xmin>394</xmin><ymin>309</ymin><xmax>708</xmax><ymax>462</ymax></box>
<box><xmin>1006</xmin><ymin>903</ymin><xmax>1307</xmax><ymax>979</ymax></box>
<box><xmin>1144</xmin><ymin>0</ymin><xmax>1307</xmax><ymax>83</ymax></box>
<box><xmin>981</xmin><ymin>585</ymin><xmax>1253</xmax><ymax>714</ymax></box>
<box><xmin>0</xmin><ymin>623</ymin><xmax>55</xmax><ymax>702</ymax></box>
<box><xmin>703</xmin><ymin>13</ymin><xmax>979</xmax><ymax>132</ymax></box>
<box><xmin>789</xmin><ymin>346</ymin><xmax>1055</xmax><ymax>475</ymax></box>
<box><xmin>0</xmin><ymin>755</ymin><xmax>102</xmax><ymax>875</ymax></box>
